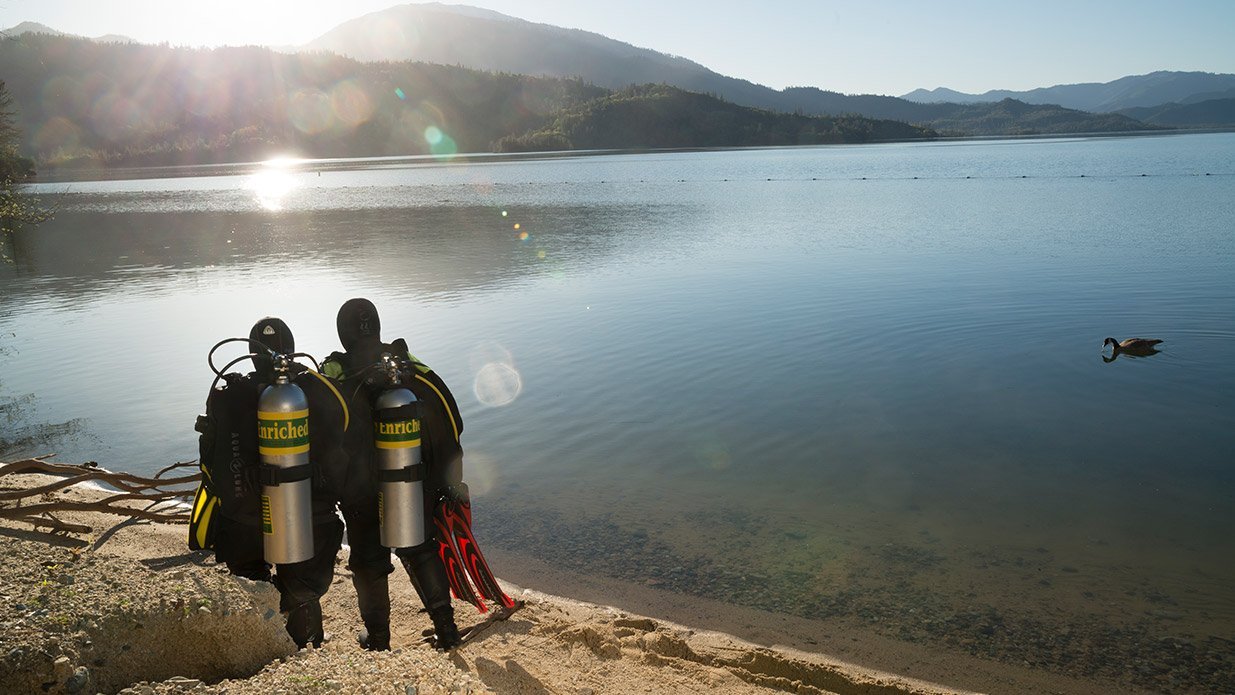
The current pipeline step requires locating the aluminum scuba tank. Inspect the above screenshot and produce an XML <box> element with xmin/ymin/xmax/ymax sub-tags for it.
<box><xmin>257</xmin><ymin>363</ymin><xmax>314</xmax><ymax>564</ymax></box>
<box><xmin>373</xmin><ymin>378</ymin><xmax>426</xmax><ymax>549</ymax></box>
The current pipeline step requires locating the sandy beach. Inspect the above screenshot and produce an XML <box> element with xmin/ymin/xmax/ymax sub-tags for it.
<box><xmin>0</xmin><ymin>468</ymin><xmax>1155</xmax><ymax>694</ymax></box>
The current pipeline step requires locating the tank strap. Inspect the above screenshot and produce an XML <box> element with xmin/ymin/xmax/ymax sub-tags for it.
<box><xmin>378</xmin><ymin>463</ymin><xmax>426</xmax><ymax>483</ymax></box>
<box><xmin>259</xmin><ymin>463</ymin><xmax>313</xmax><ymax>486</ymax></box>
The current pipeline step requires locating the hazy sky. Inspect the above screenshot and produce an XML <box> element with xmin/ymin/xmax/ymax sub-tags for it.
<box><xmin>1</xmin><ymin>0</ymin><xmax>1232</xmax><ymax>96</ymax></box>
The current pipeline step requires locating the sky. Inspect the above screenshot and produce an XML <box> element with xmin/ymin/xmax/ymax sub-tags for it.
<box><xmin>1</xmin><ymin>0</ymin><xmax>1232</xmax><ymax>96</ymax></box>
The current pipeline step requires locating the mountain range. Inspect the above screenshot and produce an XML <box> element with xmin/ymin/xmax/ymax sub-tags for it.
<box><xmin>294</xmin><ymin>4</ymin><xmax>1231</xmax><ymax>130</ymax></box>
<box><xmin>5</xmin><ymin>4</ymin><xmax>1232</xmax><ymax>128</ymax></box>
<box><xmin>901</xmin><ymin>71</ymin><xmax>1235</xmax><ymax>113</ymax></box>
<box><xmin>1</xmin><ymin>20</ymin><xmax>134</xmax><ymax>44</ymax></box>
<box><xmin>1</xmin><ymin>3</ymin><xmax>1232</xmax><ymax>168</ymax></box>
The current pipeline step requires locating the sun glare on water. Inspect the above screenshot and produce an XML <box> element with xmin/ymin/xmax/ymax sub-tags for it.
<box><xmin>248</xmin><ymin>157</ymin><xmax>305</xmax><ymax>211</ymax></box>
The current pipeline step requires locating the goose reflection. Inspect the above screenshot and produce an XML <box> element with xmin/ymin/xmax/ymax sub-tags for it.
<box><xmin>1102</xmin><ymin>337</ymin><xmax>1163</xmax><ymax>362</ymax></box>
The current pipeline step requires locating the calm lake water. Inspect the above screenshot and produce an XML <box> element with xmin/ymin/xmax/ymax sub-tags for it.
<box><xmin>4</xmin><ymin>134</ymin><xmax>1234</xmax><ymax>690</ymax></box>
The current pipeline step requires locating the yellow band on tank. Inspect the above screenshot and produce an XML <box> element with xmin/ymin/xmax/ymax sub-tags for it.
<box><xmin>259</xmin><ymin>443</ymin><xmax>310</xmax><ymax>455</ymax></box>
<box><xmin>375</xmin><ymin>438</ymin><xmax>421</xmax><ymax>450</ymax></box>
<box><xmin>258</xmin><ymin>409</ymin><xmax>309</xmax><ymax>420</ymax></box>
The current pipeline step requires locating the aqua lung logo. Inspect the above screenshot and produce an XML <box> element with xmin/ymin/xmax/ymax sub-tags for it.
<box><xmin>229</xmin><ymin>431</ymin><xmax>245</xmax><ymax>498</ymax></box>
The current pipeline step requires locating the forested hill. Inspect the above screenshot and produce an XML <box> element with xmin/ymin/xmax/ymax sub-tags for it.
<box><xmin>496</xmin><ymin>85</ymin><xmax>934</xmax><ymax>152</ymax></box>
<box><xmin>776</xmin><ymin>89</ymin><xmax>1158</xmax><ymax>136</ymax></box>
<box><xmin>0</xmin><ymin>34</ymin><xmax>606</xmax><ymax>167</ymax></box>
<box><xmin>0</xmin><ymin>35</ymin><xmax>932</xmax><ymax>169</ymax></box>
<box><xmin>1117</xmin><ymin>98</ymin><xmax>1235</xmax><ymax>128</ymax></box>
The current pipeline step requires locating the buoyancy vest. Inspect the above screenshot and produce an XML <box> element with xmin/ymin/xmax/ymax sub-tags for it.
<box><xmin>190</xmin><ymin>366</ymin><xmax>351</xmax><ymax>550</ymax></box>
<box><xmin>322</xmin><ymin>338</ymin><xmax>464</xmax><ymax>494</ymax></box>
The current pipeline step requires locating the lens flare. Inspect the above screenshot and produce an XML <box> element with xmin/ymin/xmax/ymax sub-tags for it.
<box><xmin>469</xmin><ymin>342</ymin><xmax>521</xmax><ymax>407</ymax></box>
<box><xmin>91</xmin><ymin>92</ymin><xmax>145</xmax><ymax>142</ymax></box>
<box><xmin>395</xmin><ymin>87</ymin><xmax>406</xmax><ymax>100</ymax></box>
<box><xmin>289</xmin><ymin>89</ymin><xmax>332</xmax><ymax>135</ymax></box>
<box><xmin>473</xmin><ymin>362</ymin><xmax>522</xmax><ymax>407</ymax></box>
<box><xmin>41</xmin><ymin>75</ymin><xmax>90</xmax><ymax>120</ymax></box>
<box><xmin>422</xmin><ymin>122</ymin><xmax>458</xmax><ymax>158</ymax></box>
<box><xmin>34</xmin><ymin>117</ymin><xmax>83</xmax><ymax>156</ymax></box>
<box><xmin>331</xmin><ymin>79</ymin><xmax>374</xmax><ymax>128</ymax></box>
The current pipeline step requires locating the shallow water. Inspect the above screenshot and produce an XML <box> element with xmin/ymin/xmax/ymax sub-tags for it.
<box><xmin>3</xmin><ymin>134</ymin><xmax>1234</xmax><ymax>689</ymax></box>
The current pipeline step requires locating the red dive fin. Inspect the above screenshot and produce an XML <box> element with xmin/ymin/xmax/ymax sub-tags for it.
<box><xmin>433</xmin><ymin>493</ymin><xmax>516</xmax><ymax>613</ymax></box>
<box><xmin>434</xmin><ymin>511</ymin><xmax>486</xmax><ymax>612</ymax></box>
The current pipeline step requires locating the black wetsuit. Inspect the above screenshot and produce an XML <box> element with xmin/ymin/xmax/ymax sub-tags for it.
<box><xmin>322</xmin><ymin>340</ymin><xmax>464</xmax><ymax>649</ymax></box>
<box><xmin>197</xmin><ymin>366</ymin><xmax>353</xmax><ymax>648</ymax></box>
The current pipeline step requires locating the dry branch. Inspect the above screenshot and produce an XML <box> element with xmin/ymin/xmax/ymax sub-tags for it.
<box><xmin>0</xmin><ymin>456</ymin><xmax>200</xmax><ymax>533</ymax></box>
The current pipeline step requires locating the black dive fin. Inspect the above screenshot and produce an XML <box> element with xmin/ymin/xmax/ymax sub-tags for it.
<box><xmin>433</xmin><ymin>492</ymin><xmax>516</xmax><ymax>612</ymax></box>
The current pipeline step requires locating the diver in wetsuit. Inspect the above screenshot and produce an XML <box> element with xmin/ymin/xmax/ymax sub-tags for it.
<box><xmin>191</xmin><ymin>317</ymin><xmax>351</xmax><ymax>648</ymax></box>
<box><xmin>321</xmin><ymin>298</ymin><xmax>463</xmax><ymax>651</ymax></box>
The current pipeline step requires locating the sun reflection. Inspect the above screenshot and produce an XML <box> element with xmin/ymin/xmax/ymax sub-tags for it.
<box><xmin>248</xmin><ymin>163</ymin><xmax>301</xmax><ymax>211</ymax></box>
<box><xmin>261</xmin><ymin>156</ymin><xmax>306</xmax><ymax>168</ymax></box>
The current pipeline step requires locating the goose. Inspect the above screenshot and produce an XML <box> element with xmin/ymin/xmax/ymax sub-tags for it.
<box><xmin>1103</xmin><ymin>337</ymin><xmax>1163</xmax><ymax>354</ymax></box>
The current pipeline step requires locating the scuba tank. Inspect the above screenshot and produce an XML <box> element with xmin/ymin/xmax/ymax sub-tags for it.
<box><xmin>372</xmin><ymin>353</ymin><xmax>426</xmax><ymax>549</ymax></box>
<box><xmin>257</xmin><ymin>353</ymin><xmax>315</xmax><ymax>564</ymax></box>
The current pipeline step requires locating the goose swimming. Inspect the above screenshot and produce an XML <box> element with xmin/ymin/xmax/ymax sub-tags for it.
<box><xmin>1103</xmin><ymin>337</ymin><xmax>1163</xmax><ymax>354</ymax></box>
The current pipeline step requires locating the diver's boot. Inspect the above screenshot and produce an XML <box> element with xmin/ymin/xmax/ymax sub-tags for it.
<box><xmin>428</xmin><ymin>604</ymin><xmax>461</xmax><ymax>650</ymax></box>
<box><xmin>401</xmin><ymin>544</ymin><xmax>459</xmax><ymax>648</ymax></box>
<box><xmin>285</xmin><ymin>600</ymin><xmax>324</xmax><ymax>649</ymax></box>
<box><xmin>352</xmin><ymin>569</ymin><xmax>391</xmax><ymax>651</ymax></box>
<box><xmin>357</xmin><ymin>628</ymin><xmax>390</xmax><ymax>652</ymax></box>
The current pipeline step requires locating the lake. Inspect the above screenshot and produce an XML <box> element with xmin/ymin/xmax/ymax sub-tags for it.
<box><xmin>3</xmin><ymin>134</ymin><xmax>1234</xmax><ymax>691</ymax></box>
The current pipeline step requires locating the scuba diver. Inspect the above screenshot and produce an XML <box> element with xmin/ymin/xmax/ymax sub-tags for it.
<box><xmin>188</xmin><ymin>317</ymin><xmax>353</xmax><ymax>649</ymax></box>
<box><xmin>321</xmin><ymin>298</ymin><xmax>515</xmax><ymax>651</ymax></box>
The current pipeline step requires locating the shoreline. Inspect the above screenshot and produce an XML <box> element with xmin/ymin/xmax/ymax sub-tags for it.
<box><xmin>0</xmin><ymin>468</ymin><xmax>1148</xmax><ymax>694</ymax></box>
<box><xmin>28</xmin><ymin>128</ymin><xmax>1234</xmax><ymax>185</ymax></box>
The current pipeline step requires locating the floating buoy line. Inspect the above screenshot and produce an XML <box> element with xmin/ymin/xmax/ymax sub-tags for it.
<box><xmin>550</xmin><ymin>171</ymin><xmax>1231</xmax><ymax>185</ymax></box>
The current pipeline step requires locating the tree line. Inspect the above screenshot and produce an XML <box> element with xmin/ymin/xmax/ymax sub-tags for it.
<box><xmin>0</xmin><ymin>34</ymin><xmax>934</xmax><ymax>170</ymax></box>
<box><xmin>1</xmin><ymin>79</ymin><xmax>44</xmax><ymax>241</ymax></box>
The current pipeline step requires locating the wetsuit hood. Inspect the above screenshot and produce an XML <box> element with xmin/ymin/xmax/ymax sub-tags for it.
<box><xmin>249</xmin><ymin>317</ymin><xmax>294</xmax><ymax>379</ymax></box>
<box><xmin>337</xmin><ymin>298</ymin><xmax>384</xmax><ymax>371</ymax></box>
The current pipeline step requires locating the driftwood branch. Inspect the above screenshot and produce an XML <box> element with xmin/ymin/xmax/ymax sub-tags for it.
<box><xmin>0</xmin><ymin>456</ymin><xmax>200</xmax><ymax>533</ymax></box>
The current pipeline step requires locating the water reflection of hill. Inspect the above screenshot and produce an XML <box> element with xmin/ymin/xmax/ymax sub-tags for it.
<box><xmin>3</xmin><ymin>204</ymin><xmax>680</xmax><ymax>305</ymax></box>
